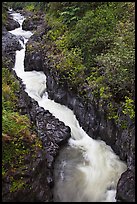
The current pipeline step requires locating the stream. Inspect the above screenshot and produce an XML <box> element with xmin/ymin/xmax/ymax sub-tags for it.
<box><xmin>9</xmin><ymin>11</ymin><xmax>127</xmax><ymax>202</ymax></box>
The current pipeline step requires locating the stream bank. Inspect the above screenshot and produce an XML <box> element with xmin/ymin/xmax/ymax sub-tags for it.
<box><xmin>2</xmin><ymin>11</ymin><xmax>71</xmax><ymax>202</ymax></box>
<box><xmin>23</xmin><ymin>10</ymin><xmax>135</xmax><ymax>202</ymax></box>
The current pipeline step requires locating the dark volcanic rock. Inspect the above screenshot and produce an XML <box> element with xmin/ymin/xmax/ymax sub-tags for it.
<box><xmin>2</xmin><ymin>150</ymin><xmax>53</xmax><ymax>202</ymax></box>
<box><xmin>24</xmin><ymin>22</ymin><xmax>50</xmax><ymax>72</ymax></box>
<box><xmin>24</xmin><ymin>49</ymin><xmax>43</xmax><ymax>71</ymax></box>
<box><xmin>2</xmin><ymin>29</ymin><xmax>23</xmax><ymax>53</ymax></box>
<box><xmin>5</xmin><ymin>14</ymin><xmax>20</xmax><ymax>31</ymax></box>
<box><xmin>22</xmin><ymin>12</ymin><xmax>45</xmax><ymax>31</ymax></box>
<box><xmin>22</xmin><ymin>17</ymin><xmax>38</xmax><ymax>31</ymax></box>
<box><xmin>116</xmin><ymin>169</ymin><xmax>135</xmax><ymax>202</ymax></box>
<box><xmin>18</xmin><ymin>80</ymin><xmax>71</xmax><ymax>156</ymax></box>
<box><xmin>2</xmin><ymin>27</ymin><xmax>23</xmax><ymax>69</ymax></box>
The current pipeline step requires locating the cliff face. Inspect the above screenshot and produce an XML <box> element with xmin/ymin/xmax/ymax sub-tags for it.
<box><xmin>2</xmin><ymin>17</ymin><xmax>71</xmax><ymax>202</ymax></box>
<box><xmin>23</xmin><ymin>14</ymin><xmax>135</xmax><ymax>202</ymax></box>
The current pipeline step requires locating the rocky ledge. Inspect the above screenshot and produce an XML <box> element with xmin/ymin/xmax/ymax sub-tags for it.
<box><xmin>2</xmin><ymin>26</ymin><xmax>23</xmax><ymax>69</ymax></box>
<box><xmin>24</xmin><ymin>14</ymin><xmax>135</xmax><ymax>202</ymax></box>
<box><xmin>5</xmin><ymin>10</ymin><xmax>20</xmax><ymax>31</ymax></box>
<box><xmin>22</xmin><ymin>11</ymin><xmax>45</xmax><ymax>31</ymax></box>
<box><xmin>17</xmin><ymin>78</ymin><xmax>71</xmax><ymax>168</ymax></box>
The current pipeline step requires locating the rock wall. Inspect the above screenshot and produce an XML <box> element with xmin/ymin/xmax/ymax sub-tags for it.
<box><xmin>17</xmin><ymin>76</ymin><xmax>71</xmax><ymax>167</ymax></box>
<box><xmin>2</xmin><ymin>26</ymin><xmax>23</xmax><ymax>69</ymax></box>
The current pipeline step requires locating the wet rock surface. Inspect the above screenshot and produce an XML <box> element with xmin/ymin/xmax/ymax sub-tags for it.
<box><xmin>2</xmin><ymin>26</ymin><xmax>23</xmax><ymax>69</ymax></box>
<box><xmin>5</xmin><ymin>13</ymin><xmax>20</xmax><ymax>31</ymax></box>
<box><xmin>24</xmin><ymin>47</ymin><xmax>43</xmax><ymax>71</ymax></box>
<box><xmin>24</xmin><ymin>22</ymin><xmax>50</xmax><ymax>72</ymax></box>
<box><xmin>18</xmin><ymin>79</ymin><xmax>71</xmax><ymax>160</ymax></box>
<box><xmin>116</xmin><ymin>169</ymin><xmax>135</xmax><ymax>202</ymax></box>
<box><xmin>2</xmin><ymin>30</ymin><xmax>23</xmax><ymax>53</ymax></box>
<box><xmin>22</xmin><ymin>12</ymin><xmax>45</xmax><ymax>31</ymax></box>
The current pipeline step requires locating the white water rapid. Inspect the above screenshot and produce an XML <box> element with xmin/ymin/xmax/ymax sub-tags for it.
<box><xmin>10</xmin><ymin>11</ymin><xmax>127</xmax><ymax>202</ymax></box>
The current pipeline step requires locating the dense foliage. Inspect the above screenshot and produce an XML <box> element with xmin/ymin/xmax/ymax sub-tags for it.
<box><xmin>44</xmin><ymin>2</ymin><xmax>135</xmax><ymax>123</ymax></box>
<box><xmin>4</xmin><ymin>2</ymin><xmax>135</xmax><ymax>123</ymax></box>
<box><xmin>2</xmin><ymin>67</ymin><xmax>42</xmax><ymax>192</ymax></box>
<box><xmin>2</xmin><ymin>2</ymin><xmax>45</xmax><ymax>195</ymax></box>
<box><xmin>6</xmin><ymin>2</ymin><xmax>48</xmax><ymax>12</ymax></box>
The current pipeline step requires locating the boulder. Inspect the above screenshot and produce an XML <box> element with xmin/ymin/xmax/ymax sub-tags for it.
<box><xmin>2</xmin><ymin>28</ymin><xmax>23</xmax><ymax>54</ymax></box>
<box><xmin>116</xmin><ymin>169</ymin><xmax>135</xmax><ymax>202</ymax></box>
<box><xmin>2</xmin><ymin>27</ymin><xmax>23</xmax><ymax>69</ymax></box>
<box><xmin>5</xmin><ymin>15</ymin><xmax>20</xmax><ymax>31</ymax></box>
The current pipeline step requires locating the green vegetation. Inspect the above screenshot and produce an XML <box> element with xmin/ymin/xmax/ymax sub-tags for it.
<box><xmin>2</xmin><ymin>3</ymin><xmax>44</xmax><ymax>195</ymax></box>
<box><xmin>2</xmin><ymin>2</ymin><xmax>8</xmax><ymax>25</ymax></box>
<box><xmin>5</xmin><ymin>2</ymin><xmax>48</xmax><ymax>12</ymax></box>
<box><xmin>2</xmin><ymin>68</ymin><xmax>42</xmax><ymax>192</ymax></box>
<box><xmin>44</xmin><ymin>2</ymin><xmax>135</xmax><ymax>125</ymax></box>
<box><xmin>122</xmin><ymin>96</ymin><xmax>135</xmax><ymax>120</ymax></box>
<box><xmin>5</xmin><ymin>2</ymin><xmax>135</xmax><ymax>126</ymax></box>
<box><xmin>5</xmin><ymin>2</ymin><xmax>31</xmax><ymax>11</ymax></box>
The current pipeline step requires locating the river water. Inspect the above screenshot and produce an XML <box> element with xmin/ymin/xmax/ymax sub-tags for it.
<box><xmin>9</xmin><ymin>11</ymin><xmax>127</xmax><ymax>202</ymax></box>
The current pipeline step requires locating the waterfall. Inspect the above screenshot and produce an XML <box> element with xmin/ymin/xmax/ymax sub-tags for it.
<box><xmin>10</xmin><ymin>11</ymin><xmax>127</xmax><ymax>202</ymax></box>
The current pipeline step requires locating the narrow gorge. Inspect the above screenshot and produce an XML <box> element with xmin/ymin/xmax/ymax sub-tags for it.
<box><xmin>2</xmin><ymin>3</ymin><xmax>135</xmax><ymax>203</ymax></box>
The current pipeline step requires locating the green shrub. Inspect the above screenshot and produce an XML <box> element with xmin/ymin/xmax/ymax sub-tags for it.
<box><xmin>2</xmin><ymin>68</ymin><xmax>19</xmax><ymax>110</ymax></box>
<box><xmin>44</xmin><ymin>2</ymin><xmax>135</xmax><ymax>124</ymax></box>
<box><xmin>55</xmin><ymin>47</ymin><xmax>85</xmax><ymax>88</ymax></box>
<box><xmin>25</xmin><ymin>3</ymin><xmax>35</xmax><ymax>12</ymax></box>
<box><xmin>96</xmin><ymin>14</ymin><xmax>135</xmax><ymax>100</ymax></box>
<box><xmin>10</xmin><ymin>179</ymin><xmax>25</xmax><ymax>193</ymax></box>
<box><xmin>122</xmin><ymin>96</ymin><xmax>135</xmax><ymax>119</ymax></box>
<box><xmin>2</xmin><ymin>109</ymin><xmax>31</xmax><ymax>138</ymax></box>
<box><xmin>67</xmin><ymin>3</ymin><xmax>118</xmax><ymax>67</ymax></box>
